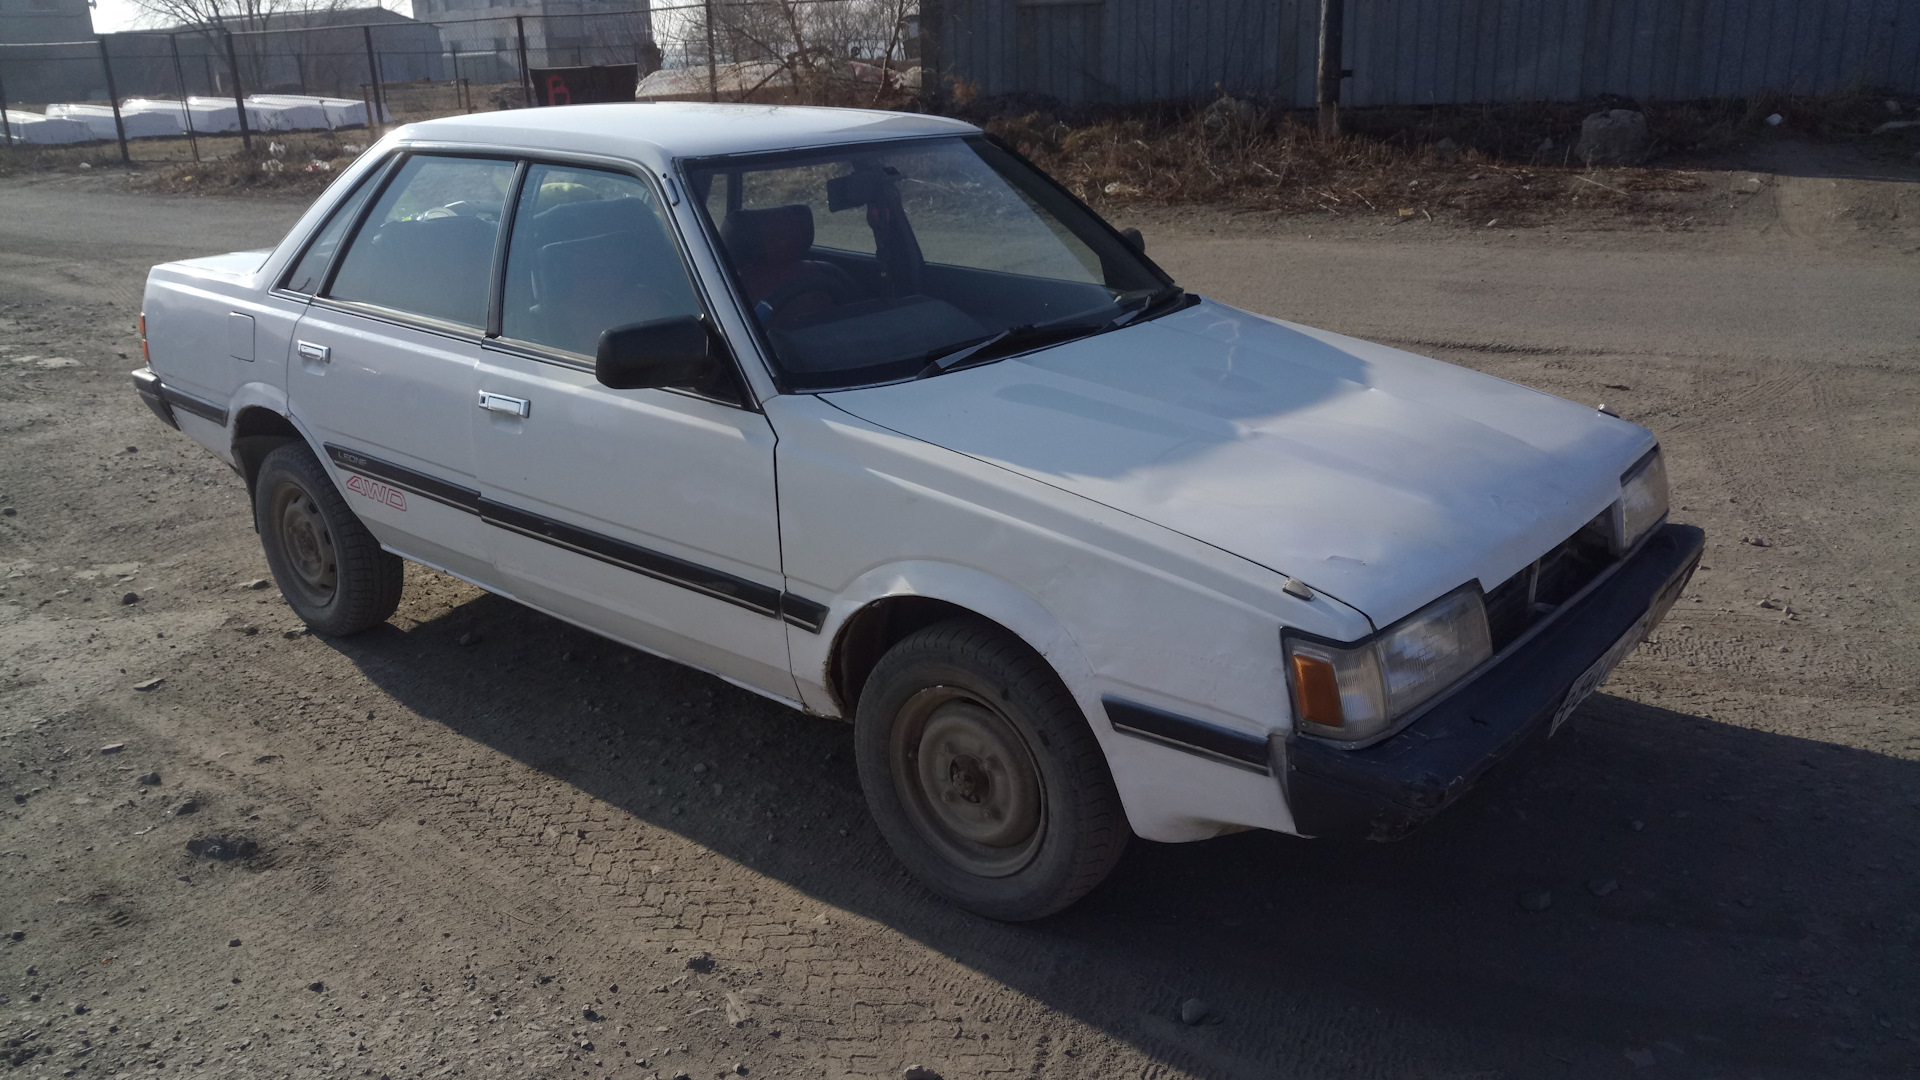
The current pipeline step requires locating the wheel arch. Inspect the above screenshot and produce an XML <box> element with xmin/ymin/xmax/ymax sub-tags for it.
<box><xmin>231</xmin><ymin>406</ymin><xmax>306</xmax><ymax>500</ymax></box>
<box><xmin>812</xmin><ymin>563</ymin><xmax>1093</xmax><ymax>722</ymax></box>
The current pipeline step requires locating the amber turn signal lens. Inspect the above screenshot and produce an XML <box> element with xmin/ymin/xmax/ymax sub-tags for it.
<box><xmin>139</xmin><ymin>313</ymin><xmax>150</xmax><ymax>365</ymax></box>
<box><xmin>1290</xmin><ymin>653</ymin><xmax>1345</xmax><ymax>729</ymax></box>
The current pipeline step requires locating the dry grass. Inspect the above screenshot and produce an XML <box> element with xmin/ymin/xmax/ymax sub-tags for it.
<box><xmin>0</xmin><ymin>128</ymin><xmax>373</xmax><ymax>196</ymax></box>
<box><xmin>6</xmin><ymin>86</ymin><xmax>1910</xmax><ymax>218</ymax></box>
<box><xmin>986</xmin><ymin>108</ymin><xmax>1696</xmax><ymax>226</ymax></box>
<box><xmin>981</xmin><ymin>88</ymin><xmax>1915</xmax><ymax>225</ymax></box>
<box><xmin>133</xmin><ymin>133</ymin><xmax>372</xmax><ymax>195</ymax></box>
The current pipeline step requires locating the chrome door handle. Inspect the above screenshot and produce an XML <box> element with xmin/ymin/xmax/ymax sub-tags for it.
<box><xmin>477</xmin><ymin>391</ymin><xmax>530</xmax><ymax>418</ymax></box>
<box><xmin>295</xmin><ymin>340</ymin><xmax>330</xmax><ymax>363</ymax></box>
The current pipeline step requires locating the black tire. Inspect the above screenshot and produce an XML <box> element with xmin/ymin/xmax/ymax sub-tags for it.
<box><xmin>854</xmin><ymin>617</ymin><xmax>1129</xmax><ymax>920</ymax></box>
<box><xmin>252</xmin><ymin>440</ymin><xmax>403</xmax><ymax>636</ymax></box>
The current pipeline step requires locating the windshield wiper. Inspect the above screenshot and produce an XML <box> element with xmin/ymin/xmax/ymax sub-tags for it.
<box><xmin>914</xmin><ymin>321</ymin><xmax>1105</xmax><ymax>379</ymax></box>
<box><xmin>911</xmin><ymin>286</ymin><xmax>1189</xmax><ymax>380</ymax></box>
<box><xmin>1103</xmin><ymin>285</ymin><xmax>1188</xmax><ymax>331</ymax></box>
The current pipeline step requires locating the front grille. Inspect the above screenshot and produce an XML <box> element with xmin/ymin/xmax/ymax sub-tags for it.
<box><xmin>1482</xmin><ymin>569</ymin><xmax>1534</xmax><ymax>651</ymax></box>
<box><xmin>1483</xmin><ymin>511</ymin><xmax>1615</xmax><ymax>652</ymax></box>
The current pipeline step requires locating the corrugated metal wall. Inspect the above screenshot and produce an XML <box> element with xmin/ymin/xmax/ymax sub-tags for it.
<box><xmin>939</xmin><ymin>0</ymin><xmax>1920</xmax><ymax>106</ymax></box>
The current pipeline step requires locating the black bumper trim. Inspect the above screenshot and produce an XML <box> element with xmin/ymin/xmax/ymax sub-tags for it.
<box><xmin>1105</xmin><ymin>697</ymin><xmax>1272</xmax><ymax>774</ymax></box>
<box><xmin>130</xmin><ymin>368</ymin><xmax>178</xmax><ymax>430</ymax></box>
<box><xmin>1282</xmin><ymin>522</ymin><xmax>1705</xmax><ymax>840</ymax></box>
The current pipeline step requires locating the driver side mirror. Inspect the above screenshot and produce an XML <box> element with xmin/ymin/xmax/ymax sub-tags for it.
<box><xmin>1120</xmin><ymin>227</ymin><xmax>1146</xmax><ymax>253</ymax></box>
<box><xmin>595</xmin><ymin>315</ymin><xmax>723</xmax><ymax>391</ymax></box>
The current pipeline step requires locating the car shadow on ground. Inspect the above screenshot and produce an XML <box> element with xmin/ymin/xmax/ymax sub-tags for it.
<box><xmin>328</xmin><ymin>588</ymin><xmax>1918</xmax><ymax>1079</ymax></box>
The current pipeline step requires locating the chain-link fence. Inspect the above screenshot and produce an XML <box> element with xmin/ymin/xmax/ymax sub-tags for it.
<box><xmin>1</xmin><ymin>2</ymin><xmax>921</xmax><ymax>164</ymax></box>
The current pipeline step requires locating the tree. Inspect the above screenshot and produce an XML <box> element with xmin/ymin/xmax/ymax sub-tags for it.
<box><xmin>129</xmin><ymin>0</ymin><xmax>353</xmax><ymax>94</ymax></box>
<box><xmin>675</xmin><ymin>0</ymin><xmax>918</xmax><ymax>107</ymax></box>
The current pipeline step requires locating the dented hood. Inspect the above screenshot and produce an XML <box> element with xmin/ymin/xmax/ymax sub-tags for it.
<box><xmin>823</xmin><ymin>299</ymin><xmax>1655</xmax><ymax>627</ymax></box>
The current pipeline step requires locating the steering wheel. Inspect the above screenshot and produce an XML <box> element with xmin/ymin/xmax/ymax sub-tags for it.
<box><xmin>753</xmin><ymin>264</ymin><xmax>861</xmax><ymax>327</ymax></box>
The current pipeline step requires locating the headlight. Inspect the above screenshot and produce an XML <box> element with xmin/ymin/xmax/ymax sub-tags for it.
<box><xmin>1616</xmin><ymin>447</ymin><xmax>1669</xmax><ymax>552</ymax></box>
<box><xmin>1285</xmin><ymin>585</ymin><xmax>1493</xmax><ymax>742</ymax></box>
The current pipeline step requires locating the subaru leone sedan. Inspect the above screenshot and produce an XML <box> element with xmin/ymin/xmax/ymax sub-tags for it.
<box><xmin>131</xmin><ymin>103</ymin><xmax>1701</xmax><ymax>920</ymax></box>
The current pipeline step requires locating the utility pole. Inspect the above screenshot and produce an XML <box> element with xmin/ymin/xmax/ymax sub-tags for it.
<box><xmin>515</xmin><ymin>15</ymin><xmax>533</xmax><ymax>107</ymax></box>
<box><xmin>1316</xmin><ymin>0</ymin><xmax>1347</xmax><ymax>135</ymax></box>
<box><xmin>224</xmin><ymin>29</ymin><xmax>252</xmax><ymax>151</ymax></box>
<box><xmin>167</xmin><ymin>32</ymin><xmax>199</xmax><ymax>162</ymax></box>
<box><xmin>97</xmin><ymin>35</ymin><xmax>131</xmax><ymax>164</ymax></box>
<box><xmin>362</xmin><ymin>25</ymin><xmax>387</xmax><ymax>131</ymax></box>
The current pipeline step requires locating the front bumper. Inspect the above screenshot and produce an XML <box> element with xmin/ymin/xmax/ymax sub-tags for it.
<box><xmin>1279</xmin><ymin>522</ymin><xmax>1705</xmax><ymax>840</ymax></box>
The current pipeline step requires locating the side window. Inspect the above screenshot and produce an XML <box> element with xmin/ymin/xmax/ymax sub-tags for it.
<box><xmin>282</xmin><ymin>169</ymin><xmax>380</xmax><ymax>295</ymax></box>
<box><xmin>500</xmin><ymin>164</ymin><xmax>704</xmax><ymax>359</ymax></box>
<box><xmin>326</xmin><ymin>155</ymin><xmax>516</xmax><ymax>329</ymax></box>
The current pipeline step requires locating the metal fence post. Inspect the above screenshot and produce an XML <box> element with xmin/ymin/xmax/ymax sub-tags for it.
<box><xmin>920</xmin><ymin>0</ymin><xmax>943</xmax><ymax>113</ymax></box>
<box><xmin>1316</xmin><ymin>0</ymin><xmax>1346</xmax><ymax>135</ymax></box>
<box><xmin>704</xmin><ymin>0</ymin><xmax>718</xmax><ymax>102</ymax></box>
<box><xmin>224</xmin><ymin>29</ymin><xmax>252</xmax><ymax>151</ymax></box>
<box><xmin>362</xmin><ymin>25</ymin><xmax>387</xmax><ymax>130</ymax></box>
<box><xmin>449</xmin><ymin>42</ymin><xmax>463</xmax><ymax>110</ymax></box>
<box><xmin>167</xmin><ymin>32</ymin><xmax>198</xmax><ymax>162</ymax></box>
<box><xmin>97</xmin><ymin>35</ymin><xmax>131</xmax><ymax>164</ymax></box>
<box><xmin>516</xmin><ymin>15</ymin><xmax>533</xmax><ymax>107</ymax></box>
<box><xmin>0</xmin><ymin>59</ymin><xmax>13</xmax><ymax>149</ymax></box>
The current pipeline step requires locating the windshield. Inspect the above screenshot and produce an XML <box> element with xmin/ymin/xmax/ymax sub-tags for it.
<box><xmin>685</xmin><ymin>135</ymin><xmax>1171</xmax><ymax>391</ymax></box>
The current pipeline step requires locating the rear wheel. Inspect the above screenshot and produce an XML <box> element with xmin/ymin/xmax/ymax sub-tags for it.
<box><xmin>253</xmin><ymin>441</ymin><xmax>402</xmax><ymax>636</ymax></box>
<box><xmin>854</xmin><ymin>617</ymin><xmax>1129</xmax><ymax>920</ymax></box>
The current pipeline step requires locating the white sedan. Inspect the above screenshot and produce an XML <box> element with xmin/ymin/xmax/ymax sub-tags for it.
<box><xmin>132</xmin><ymin>103</ymin><xmax>1702</xmax><ymax>919</ymax></box>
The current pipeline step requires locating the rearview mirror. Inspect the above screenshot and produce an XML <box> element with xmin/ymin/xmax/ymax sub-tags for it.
<box><xmin>1120</xmin><ymin>227</ymin><xmax>1145</xmax><ymax>253</ymax></box>
<box><xmin>595</xmin><ymin>316</ymin><xmax>720</xmax><ymax>390</ymax></box>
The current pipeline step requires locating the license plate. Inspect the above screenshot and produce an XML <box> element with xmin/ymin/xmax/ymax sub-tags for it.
<box><xmin>1549</xmin><ymin>611</ymin><xmax>1651</xmax><ymax>737</ymax></box>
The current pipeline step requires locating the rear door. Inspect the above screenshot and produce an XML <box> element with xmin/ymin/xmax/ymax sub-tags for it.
<box><xmin>285</xmin><ymin>152</ymin><xmax>517</xmax><ymax>583</ymax></box>
<box><xmin>471</xmin><ymin>161</ymin><xmax>795</xmax><ymax>698</ymax></box>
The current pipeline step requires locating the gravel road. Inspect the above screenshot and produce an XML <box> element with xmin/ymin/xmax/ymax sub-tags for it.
<box><xmin>2</xmin><ymin>160</ymin><xmax>1917</xmax><ymax>1080</ymax></box>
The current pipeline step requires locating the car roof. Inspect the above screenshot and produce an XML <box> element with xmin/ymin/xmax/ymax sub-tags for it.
<box><xmin>394</xmin><ymin>102</ymin><xmax>979</xmax><ymax>166</ymax></box>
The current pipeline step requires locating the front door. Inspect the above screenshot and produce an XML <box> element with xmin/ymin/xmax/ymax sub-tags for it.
<box><xmin>285</xmin><ymin>152</ymin><xmax>517</xmax><ymax>583</ymax></box>
<box><xmin>472</xmin><ymin>162</ymin><xmax>794</xmax><ymax>699</ymax></box>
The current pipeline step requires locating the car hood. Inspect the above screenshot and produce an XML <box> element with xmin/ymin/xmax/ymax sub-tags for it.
<box><xmin>822</xmin><ymin>299</ymin><xmax>1655</xmax><ymax>628</ymax></box>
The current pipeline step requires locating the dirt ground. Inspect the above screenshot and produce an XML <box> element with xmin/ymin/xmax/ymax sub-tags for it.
<box><xmin>1</xmin><ymin>138</ymin><xmax>1917</xmax><ymax>1080</ymax></box>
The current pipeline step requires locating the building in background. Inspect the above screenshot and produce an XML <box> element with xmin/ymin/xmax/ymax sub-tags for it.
<box><xmin>89</xmin><ymin>7</ymin><xmax>444</xmax><ymax>102</ymax></box>
<box><xmin>413</xmin><ymin>0</ymin><xmax>654</xmax><ymax>86</ymax></box>
<box><xmin>0</xmin><ymin>0</ymin><xmax>100</xmax><ymax>103</ymax></box>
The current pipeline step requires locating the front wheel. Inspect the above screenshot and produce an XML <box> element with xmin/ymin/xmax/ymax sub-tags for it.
<box><xmin>854</xmin><ymin>617</ymin><xmax>1129</xmax><ymax>920</ymax></box>
<box><xmin>253</xmin><ymin>441</ymin><xmax>403</xmax><ymax>636</ymax></box>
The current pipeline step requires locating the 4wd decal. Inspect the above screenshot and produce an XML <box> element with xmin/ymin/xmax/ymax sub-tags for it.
<box><xmin>345</xmin><ymin>474</ymin><xmax>408</xmax><ymax>512</ymax></box>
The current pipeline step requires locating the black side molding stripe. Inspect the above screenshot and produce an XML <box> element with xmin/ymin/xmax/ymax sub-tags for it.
<box><xmin>321</xmin><ymin>443</ymin><xmax>785</xmax><ymax>621</ymax></box>
<box><xmin>324</xmin><ymin>443</ymin><xmax>481</xmax><ymax>512</ymax></box>
<box><xmin>476</xmin><ymin>499</ymin><xmax>782</xmax><ymax>618</ymax></box>
<box><xmin>1104</xmin><ymin>697</ymin><xmax>1273</xmax><ymax>774</ymax></box>
<box><xmin>159</xmin><ymin>384</ymin><xmax>229</xmax><ymax>426</ymax></box>
<box><xmin>779</xmin><ymin>593</ymin><xmax>829</xmax><ymax>634</ymax></box>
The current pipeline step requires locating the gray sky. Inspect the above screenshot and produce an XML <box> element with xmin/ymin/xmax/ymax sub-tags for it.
<box><xmin>89</xmin><ymin>0</ymin><xmax>414</xmax><ymax>33</ymax></box>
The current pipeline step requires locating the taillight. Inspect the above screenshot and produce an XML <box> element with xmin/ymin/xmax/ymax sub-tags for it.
<box><xmin>139</xmin><ymin>313</ymin><xmax>150</xmax><ymax>365</ymax></box>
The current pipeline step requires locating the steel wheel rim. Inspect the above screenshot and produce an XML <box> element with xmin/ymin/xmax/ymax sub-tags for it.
<box><xmin>270</xmin><ymin>480</ymin><xmax>337</xmax><ymax>606</ymax></box>
<box><xmin>889</xmin><ymin>686</ymin><xmax>1046</xmax><ymax>878</ymax></box>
